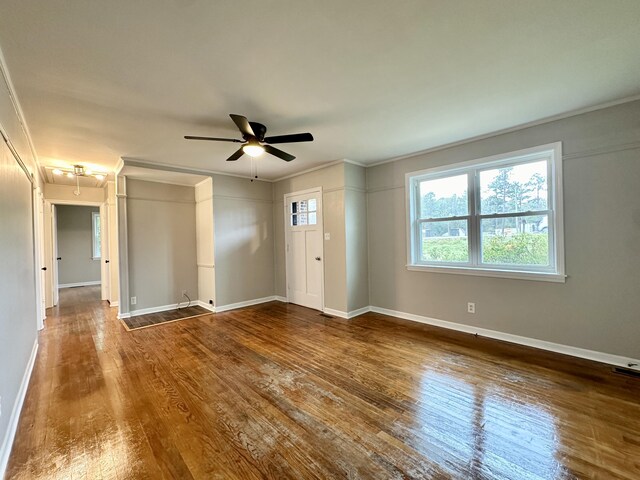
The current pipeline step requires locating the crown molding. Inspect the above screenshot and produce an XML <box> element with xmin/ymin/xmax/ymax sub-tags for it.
<box><xmin>0</xmin><ymin>44</ymin><xmax>40</xmax><ymax>179</ymax></box>
<box><xmin>120</xmin><ymin>157</ymin><xmax>273</xmax><ymax>182</ymax></box>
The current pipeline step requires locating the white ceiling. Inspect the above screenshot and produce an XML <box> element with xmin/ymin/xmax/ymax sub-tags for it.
<box><xmin>0</xmin><ymin>1</ymin><xmax>639</xmax><ymax>180</ymax></box>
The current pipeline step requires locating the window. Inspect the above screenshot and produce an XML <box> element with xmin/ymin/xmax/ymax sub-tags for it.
<box><xmin>406</xmin><ymin>143</ymin><xmax>564</xmax><ymax>282</ymax></box>
<box><xmin>92</xmin><ymin>211</ymin><xmax>101</xmax><ymax>259</ymax></box>
<box><xmin>290</xmin><ymin>198</ymin><xmax>317</xmax><ymax>226</ymax></box>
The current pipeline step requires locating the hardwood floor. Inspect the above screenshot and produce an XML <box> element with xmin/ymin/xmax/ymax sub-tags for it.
<box><xmin>6</xmin><ymin>286</ymin><xmax>640</xmax><ymax>479</ymax></box>
<box><xmin>121</xmin><ymin>305</ymin><xmax>211</xmax><ymax>330</ymax></box>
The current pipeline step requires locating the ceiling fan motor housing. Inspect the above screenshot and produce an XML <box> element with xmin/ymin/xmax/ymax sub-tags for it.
<box><xmin>248</xmin><ymin>122</ymin><xmax>267</xmax><ymax>142</ymax></box>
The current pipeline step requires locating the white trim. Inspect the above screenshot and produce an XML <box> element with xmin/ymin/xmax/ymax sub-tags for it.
<box><xmin>195</xmin><ymin>300</ymin><xmax>216</xmax><ymax>313</ymax></box>
<box><xmin>274</xmin><ymin>296</ymin><xmax>288</xmax><ymax>303</ymax></box>
<box><xmin>322</xmin><ymin>307</ymin><xmax>348</xmax><ymax>319</ymax></box>
<box><xmin>59</xmin><ymin>280</ymin><xmax>101</xmax><ymax>288</ymax></box>
<box><xmin>369</xmin><ymin>306</ymin><xmax>640</xmax><ymax>371</ymax></box>
<box><xmin>109</xmin><ymin>301</ymin><xmax>119</xmax><ymax>307</ymax></box>
<box><xmin>406</xmin><ymin>265</ymin><xmax>567</xmax><ymax>283</ymax></box>
<box><xmin>323</xmin><ymin>306</ymin><xmax>372</xmax><ymax>319</ymax></box>
<box><xmin>368</xmin><ymin>94</ymin><xmax>640</xmax><ymax>168</ymax></box>
<box><xmin>121</xmin><ymin>157</ymin><xmax>272</xmax><ymax>183</ymax></box>
<box><xmin>0</xmin><ymin>340</ymin><xmax>38</xmax><ymax>479</ymax></box>
<box><xmin>215</xmin><ymin>296</ymin><xmax>280</xmax><ymax>313</ymax></box>
<box><xmin>273</xmin><ymin>159</ymin><xmax>347</xmax><ymax>182</ymax></box>
<box><xmin>129</xmin><ymin>302</ymin><xmax>180</xmax><ymax>317</ymax></box>
<box><xmin>0</xmin><ymin>44</ymin><xmax>39</xmax><ymax>169</ymax></box>
<box><xmin>348</xmin><ymin>306</ymin><xmax>372</xmax><ymax>318</ymax></box>
<box><xmin>49</xmin><ymin>199</ymin><xmax>103</xmax><ymax>207</ymax></box>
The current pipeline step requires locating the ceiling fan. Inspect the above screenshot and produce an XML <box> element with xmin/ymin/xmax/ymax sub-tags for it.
<box><xmin>184</xmin><ymin>114</ymin><xmax>313</xmax><ymax>162</ymax></box>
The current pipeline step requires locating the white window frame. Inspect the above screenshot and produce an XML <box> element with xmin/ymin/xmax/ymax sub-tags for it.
<box><xmin>405</xmin><ymin>142</ymin><xmax>565</xmax><ymax>282</ymax></box>
<box><xmin>92</xmin><ymin>211</ymin><xmax>101</xmax><ymax>260</ymax></box>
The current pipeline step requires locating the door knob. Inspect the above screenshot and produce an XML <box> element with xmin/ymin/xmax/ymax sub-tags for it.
<box><xmin>315</xmin><ymin>256</ymin><xmax>321</xmax><ymax>261</ymax></box>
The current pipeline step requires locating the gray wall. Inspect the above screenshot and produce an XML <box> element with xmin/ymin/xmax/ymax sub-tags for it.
<box><xmin>212</xmin><ymin>175</ymin><xmax>274</xmax><ymax>307</ymax></box>
<box><xmin>127</xmin><ymin>179</ymin><xmax>198</xmax><ymax>311</ymax></box>
<box><xmin>344</xmin><ymin>164</ymin><xmax>369</xmax><ymax>312</ymax></box>
<box><xmin>56</xmin><ymin>205</ymin><xmax>100</xmax><ymax>285</ymax></box>
<box><xmin>367</xmin><ymin>100</ymin><xmax>640</xmax><ymax>359</ymax></box>
<box><xmin>0</xmin><ymin>141</ymin><xmax>37</xmax><ymax>467</ymax></box>
<box><xmin>0</xmin><ymin>60</ymin><xmax>39</xmax><ymax>471</ymax></box>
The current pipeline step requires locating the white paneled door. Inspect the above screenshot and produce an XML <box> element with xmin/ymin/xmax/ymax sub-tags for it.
<box><xmin>285</xmin><ymin>188</ymin><xmax>323</xmax><ymax>311</ymax></box>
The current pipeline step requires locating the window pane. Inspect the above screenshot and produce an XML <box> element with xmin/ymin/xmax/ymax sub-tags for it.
<box><xmin>308</xmin><ymin>198</ymin><xmax>317</xmax><ymax>212</ymax></box>
<box><xmin>290</xmin><ymin>202</ymin><xmax>297</xmax><ymax>214</ymax></box>
<box><xmin>309</xmin><ymin>212</ymin><xmax>317</xmax><ymax>225</ymax></box>
<box><xmin>299</xmin><ymin>200</ymin><xmax>307</xmax><ymax>212</ymax></box>
<box><xmin>92</xmin><ymin>213</ymin><xmax>101</xmax><ymax>258</ymax></box>
<box><xmin>419</xmin><ymin>174</ymin><xmax>468</xmax><ymax>219</ymax></box>
<box><xmin>291</xmin><ymin>214</ymin><xmax>297</xmax><ymax>226</ymax></box>
<box><xmin>480</xmin><ymin>160</ymin><xmax>548</xmax><ymax>215</ymax></box>
<box><xmin>481</xmin><ymin>215</ymin><xmax>549</xmax><ymax>266</ymax></box>
<box><xmin>420</xmin><ymin>220</ymin><xmax>469</xmax><ymax>263</ymax></box>
<box><xmin>298</xmin><ymin>213</ymin><xmax>308</xmax><ymax>225</ymax></box>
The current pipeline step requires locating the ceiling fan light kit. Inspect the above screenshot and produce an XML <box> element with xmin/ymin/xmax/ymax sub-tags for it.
<box><xmin>185</xmin><ymin>114</ymin><xmax>314</xmax><ymax>163</ymax></box>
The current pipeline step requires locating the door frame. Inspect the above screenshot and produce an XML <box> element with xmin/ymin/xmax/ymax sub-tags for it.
<box><xmin>46</xmin><ymin>199</ymin><xmax>108</xmax><ymax>308</ymax></box>
<box><xmin>32</xmin><ymin>186</ymin><xmax>46</xmax><ymax>329</ymax></box>
<box><xmin>283</xmin><ymin>187</ymin><xmax>325</xmax><ymax>311</ymax></box>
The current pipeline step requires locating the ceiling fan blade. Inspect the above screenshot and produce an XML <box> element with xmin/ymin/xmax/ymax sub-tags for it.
<box><xmin>226</xmin><ymin>147</ymin><xmax>245</xmax><ymax>161</ymax></box>
<box><xmin>264</xmin><ymin>133</ymin><xmax>314</xmax><ymax>144</ymax></box>
<box><xmin>264</xmin><ymin>144</ymin><xmax>295</xmax><ymax>162</ymax></box>
<box><xmin>184</xmin><ymin>135</ymin><xmax>243</xmax><ymax>143</ymax></box>
<box><xmin>229</xmin><ymin>114</ymin><xmax>255</xmax><ymax>138</ymax></box>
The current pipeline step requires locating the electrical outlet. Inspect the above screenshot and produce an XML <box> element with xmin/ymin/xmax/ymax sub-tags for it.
<box><xmin>324</xmin><ymin>232</ymin><xmax>331</xmax><ymax>240</ymax></box>
<box><xmin>131</xmin><ymin>296</ymin><xmax>137</xmax><ymax>305</ymax></box>
<box><xmin>467</xmin><ymin>302</ymin><xmax>476</xmax><ymax>314</ymax></box>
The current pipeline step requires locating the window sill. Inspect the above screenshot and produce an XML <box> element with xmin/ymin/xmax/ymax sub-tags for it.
<box><xmin>406</xmin><ymin>264</ymin><xmax>566</xmax><ymax>283</ymax></box>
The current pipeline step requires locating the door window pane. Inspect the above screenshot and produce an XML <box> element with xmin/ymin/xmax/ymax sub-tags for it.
<box><xmin>480</xmin><ymin>161</ymin><xmax>548</xmax><ymax>214</ymax></box>
<box><xmin>481</xmin><ymin>215</ymin><xmax>549</xmax><ymax>266</ymax></box>
<box><xmin>419</xmin><ymin>174</ymin><xmax>468</xmax><ymax>219</ymax></box>
<box><xmin>420</xmin><ymin>220</ymin><xmax>469</xmax><ymax>262</ymax></box>
<box><xmin>308</xmin><ymin>198</ymin><xmax>317</xmax><ymax>212</ymax></box>
<box><xmin>309</xmin><ymin>212</ymin><xmax>317</xmax><ymax>225</ymax></box>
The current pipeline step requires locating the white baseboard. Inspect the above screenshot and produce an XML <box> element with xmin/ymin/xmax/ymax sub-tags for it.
<box><xmin>195</xmin><ymin>300</ymin><xmax>216</xmax><ymax>313</ymax></box>
<box><xmin>0</xmin><ymin>339</ymin><xmax>38</xmax><ymax>478</ymax></box>
<box><xmin>348</xmin><ymin>306</ymin><xmax>372</xmax><ymax>318</ymax></box>
<box><xmin>215</xmin><ymin>296</ymin><xmax>280</xmax><ymax>313</ymax></box>
<box><xmin>323</xmin><ymin>307</ymin><xmax>348</xmax><ymax>319</ymax></box>
<box><xmin>369</xmin><ymin>306</ymin><xmax>640</xmax><ymax>371</ymax></box>
<box><xmin>129</xmin><ymin>303</ymin><xmax>180</xmax><ymax>317</ymax></box>
<box><xmin>323</xmin><ymin>306</ymin><xmax>371</xmax><ymax>319</ymax></box>
<box><xmin>274</xmin><ymin>296</ymin><xmax>288</xmax><ymax>303</ymax></box>
<box><xmin>59</xmin><ymin>280</ymin><xmax>101</xmax><ymax>288</ymax></box>
<box><xmin>109</xmin><ymin>301</ymin><xmax>119</xmax><ymax>307</ymax></box>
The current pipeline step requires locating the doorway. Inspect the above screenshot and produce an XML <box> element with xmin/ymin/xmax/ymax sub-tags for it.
<box><xmin>284</xmin><ymin>188</ymin><xmax>324</xmax><ymax>311</ymax></box>
<box><xmin>45</xmin><ymin>201</ymin><xmax>109</xmax><ymax>308</ymax></box>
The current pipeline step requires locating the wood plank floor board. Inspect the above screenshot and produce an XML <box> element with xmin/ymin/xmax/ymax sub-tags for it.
<box><xmin>5</xmin><ymin>286</ymin><xmax>640</xmax><ymax>479</ymax></box>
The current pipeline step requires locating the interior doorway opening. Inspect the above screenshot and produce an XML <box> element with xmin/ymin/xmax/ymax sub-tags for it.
<box><xmin>44</xmin><ymin>200</ymin><xmax>110</xmax><ymax>311</ymax></box>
